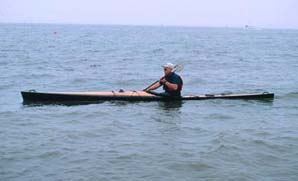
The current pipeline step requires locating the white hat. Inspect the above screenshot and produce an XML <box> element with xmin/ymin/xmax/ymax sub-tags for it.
<box><xmin>162</xmin><ymin>63</ymin><xmax>175</xmax><ymax>69</ymax></box>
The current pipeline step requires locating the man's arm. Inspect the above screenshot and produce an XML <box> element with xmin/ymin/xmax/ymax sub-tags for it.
<box><xmin>145</xmin><ymin>81</ymin><xmax>162</xmax><ymax>91</ymax></box>
<box><xmin>163</xmin><ymin>81</ymin><xmax>178</xmax><ymax>91</ymax></box>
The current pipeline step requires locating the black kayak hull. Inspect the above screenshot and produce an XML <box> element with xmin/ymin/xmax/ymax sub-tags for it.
<box><xmin>21</xmin><ymin>90</ymin><xmax>274</xmax><ymax>104</ymax></box>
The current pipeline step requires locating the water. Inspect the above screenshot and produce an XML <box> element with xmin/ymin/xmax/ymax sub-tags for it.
<box><xmin>1</xmin><ymin>23</ymin><xmax>298</xmax><ymax>180</ymax></box>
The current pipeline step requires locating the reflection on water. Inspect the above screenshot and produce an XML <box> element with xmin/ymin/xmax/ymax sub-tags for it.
<box><xmin>22</xmin><ymin>100</ymin><xmax>106</xmax><ymax>107</ymax></box>
<box><xmin>22</xmin><ymin>100</ymin><xmax>185</xmax><ymax>108</ymax></box>
<box><xmin>157</xmin><ymin>100</ymin><xmax>183</xmax><ymax>111</ymax></box>
<box><xmin>243</xmin><ymin>99</ymin><xmax>275</xmax><ymax>106</ymax></box>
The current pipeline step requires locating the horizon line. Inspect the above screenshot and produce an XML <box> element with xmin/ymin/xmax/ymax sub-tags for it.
<box><xmin>0</xmin><ymin>21</ymin><xmax>297</xmax><ymax>31</ymax></box>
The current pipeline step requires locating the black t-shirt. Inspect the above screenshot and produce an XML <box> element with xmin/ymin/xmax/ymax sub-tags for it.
<box><xmin>163</xmin><ymin>72</ymin><xmax>183</xmax><ymax>96</ymax></box>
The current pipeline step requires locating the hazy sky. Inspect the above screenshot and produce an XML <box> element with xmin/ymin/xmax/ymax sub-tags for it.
<box><xmin>1</xmin><ymin>0</ymin><xmax>298</xmax><ymax>28</ymax></box>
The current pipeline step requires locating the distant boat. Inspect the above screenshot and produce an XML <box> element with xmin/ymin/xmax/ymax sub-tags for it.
<box><xmin>244</xmin><ymin>25</ymin><xmax>262</xmax><ymax>30</ymax></box>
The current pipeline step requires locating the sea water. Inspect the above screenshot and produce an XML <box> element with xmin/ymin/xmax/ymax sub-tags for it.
<box><xmin>1</xmin><ymin>23</ymin><xmax>298</xmax><ymax>180</ymax></box>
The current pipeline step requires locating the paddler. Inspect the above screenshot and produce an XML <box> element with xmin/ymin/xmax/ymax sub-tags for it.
<box><xmin>146</xmin><ymin>63</ymin><xmax>183</xmax><ymax>97</ymax></box>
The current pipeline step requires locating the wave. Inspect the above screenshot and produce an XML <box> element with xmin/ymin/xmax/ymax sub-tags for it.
<box><xmin>206</xmin><ymin>113</ymin><xmax>235</xmax><ymax>120</ymax></box>
<box><xmin>152</xmin><ymin>48</ymin><xmax>164</xmax><ymax>53</ymax></box>
<box><xmin>0</xmin><ymin>49</ymin><xmax>25</xmax><ymax>52</ymax></box>
<box><xmin>281</xmin><ymin>92</ymin><xmax>298</xmax><ymax>99</ymax></box>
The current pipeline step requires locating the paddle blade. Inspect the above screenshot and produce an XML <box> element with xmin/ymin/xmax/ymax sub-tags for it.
<box><xmin>172</xmin><ymin>64</ymin><xmax>184</xmax><ymax>73</ymax></box>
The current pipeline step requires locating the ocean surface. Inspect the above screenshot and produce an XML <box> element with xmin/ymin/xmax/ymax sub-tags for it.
<box><xmin>0</xmin><ymin>23</ymin><xmax>298</xmax><ymax>181</ymax></box>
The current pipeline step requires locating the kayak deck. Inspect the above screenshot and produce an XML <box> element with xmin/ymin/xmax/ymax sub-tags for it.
<box><xmin>21</xmin><ymin>90</ymin><xmax>274</xmax><ymax>104</ymax></box>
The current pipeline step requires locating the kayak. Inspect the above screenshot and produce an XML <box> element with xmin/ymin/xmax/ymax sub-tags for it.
<box><xmin>21</xmin><ymin>90</ymin><xmax>274</xmax><ymax>104</ymax></box>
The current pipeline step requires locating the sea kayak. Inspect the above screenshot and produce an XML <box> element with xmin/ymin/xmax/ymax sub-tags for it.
<box><xmin>21</xmin><ymin>90</ymin><xmax>274</xmax><ymax>104</ymax></box>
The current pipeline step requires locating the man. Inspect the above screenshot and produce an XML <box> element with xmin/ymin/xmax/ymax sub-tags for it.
<box><xmin>146</xmin><ymin>63</ymin><xmax>183</xmax><ymax>97</ymax></box>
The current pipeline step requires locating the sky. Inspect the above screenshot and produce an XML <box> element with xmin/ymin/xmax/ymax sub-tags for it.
<box><xmin>1</xmin><ymin>0</ymin><xmax>298</xmax><ymax>29</ymax></box>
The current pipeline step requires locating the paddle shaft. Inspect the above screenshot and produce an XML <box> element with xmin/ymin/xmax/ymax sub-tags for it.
<box><xmin>143</xmin><ymin>80</ymin><xmax>160</xmax><ymax>91</ymax></box>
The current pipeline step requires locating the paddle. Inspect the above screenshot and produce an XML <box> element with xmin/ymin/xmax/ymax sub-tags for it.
<box><xmin>143</xmin><ymin>64</ymin><xmax>184</xmax><ymax>91</ymax></box>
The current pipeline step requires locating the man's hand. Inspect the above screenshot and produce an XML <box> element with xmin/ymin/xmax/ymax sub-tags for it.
<box><xmin>159</xmin><ymin>77</ymin><xmax>167</xmax><ymax>85</ymax></box>
<box><xmin>160</xmin><ymin>78</ymin><xmax>179</xmax><ymax>91</ymax></box>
